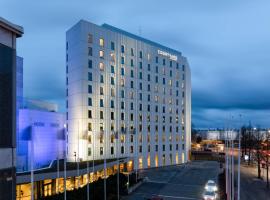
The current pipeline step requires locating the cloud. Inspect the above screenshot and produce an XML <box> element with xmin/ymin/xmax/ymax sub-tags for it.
<box><xmin>1</xmin><ymin>0</ymin><xmax>269</xmax><ymax>127</ymax></box>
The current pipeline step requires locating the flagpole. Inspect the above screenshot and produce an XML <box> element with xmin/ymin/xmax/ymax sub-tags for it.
<box><xmin>104</xmin><ymin>129</ymin><xmax>107</xmax><ymax>200</ymax></box>
<box><xmin>57</xmin><ymin>121</ymin><xmax>59</xmax><ymax>194</ymax></box>
<box><xmin>77</xmin><ymin>121</ymin><xmax>80</xmax><ymax>188</ymax></box>
<box><xmin>64</xmin><ymin>124</ymin><xmax>67</xmax><ymax>200</ymax></box>
<box><xmin>31</xmin><ymin>120</ymin><xmax>34</xmax><ymax>200</ymax></box>
<box><xmin>117</xmin><ymin>131</ymin><xmax>120</xmax><ymax>200</ymax></box>
<box><xmin>92</xmin><ymin>131</ymin><xmax>95</xmax><ymax>200</ymax></box>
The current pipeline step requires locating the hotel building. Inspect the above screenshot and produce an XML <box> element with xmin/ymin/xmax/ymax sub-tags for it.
<box><xmin>66</xmin><ymin>20</ymin><xmax>191</xmax><ymax>169</ymax></box>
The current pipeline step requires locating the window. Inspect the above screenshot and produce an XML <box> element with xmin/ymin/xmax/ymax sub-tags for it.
<box><xmin>148</xmin><ymin>64</ymin><xmax>151</xmax><ymax>71</ymax></box>
<box><xmin>100</xmin><ymin>111</ymin><xmax>104</xmax><ymax>119</ymax></box>
<box><xmin>111</xmin><ymin>146</ymin><xmax>114</xmax><ymax>155</ymax></box>
<box><xmin>131</xmin><ymin>70</ymin><xmax>134</xmax><ymax>78</ymax></box>
<box><xmin>130</xmin><ymin>81</ymin><xmax>134</xmax><ymax>88</ymax></box>
<box><xmin>111</xmin><ymin>65</ymin><xmax>115</xmax><ymax>73</ymax></box>
<box><xmin>100</xmin><ymin>99</ymin><xmax>104</xmax><ymax>107</ymax></box>
<box><xmin>111</xmin><ymin>112</ymin><xmax>114</xmax><ymax>120</ymax></box>
<box><xmin>176</xmin><ymin>63</ymin><xmax>179</xmax><ymax>69</ymax></box>
<box><xmin>121</xmin><ymin>90</ymin><xmax>125</xmax><ymax>98</ymax></box>
<box><xmin>163</xmin><ymin>145</ymin><xmax>165</xmax><ymax>151</ymax></box>
<box><xmin>100</xmin><ymin>87</ymin><xmax>104</xmax><ymax>95</ymax></box>
<box><xmin>100</xmin><ymin>75</ymin><xmax>104</xmax><ymax>83</ymax></box>
<box><xmin>139</xmin><ymin>72</ymin><xmax>142</xmax><ymax>79</ymax></box>
<box><xmin>88</xmin><ymin>34</ymin><xmax>93</xmax><ymax>43</ymax></box>
<box><xmin>100</xmin><ymin>147</ymin><xmax>104</xmax><ymax>155</ymax></box>
<box><xmin>99</xmin><ymin>38</ymin><xmax>104</xmax><ymax>47</ymax></box>
<box><xmin>147</xmin><ymin>74</ymin><xmax>151</xmax><ymax>81</ymax></box>
<box><xmin>182</xmin><ymin>65</ymin><xmax>185</xmax><ymax>71</ymax></box>
<box><xmin>139</xmin><ymin>145</ymin><xmax>142</xmax><ymax>153</ymax></box>
<box><xmin>163</xmin><ymin>59</ymin><xmax>166</xmax><ymax>65</ymax></box>
<box><xmin>139</xmin><ymin>62</ymin><xmax>142</xmax><ymax>69</ymax></box>
<box><xmin>130</xmin><ymin>146</ymin><xmax>134</xmax><ymax>153</ymax></box>
<box><xmin>111</xmin><ymin>88</ymin><xmax>115</xmax><ymax>97</ymax></box>
<box><xmin>121</xmin><ymin>146</ymin><xmax>124</xmax><ymax>154</ymax></box>
<box><xmin>88</xmin><ymin>60</ymin><xmax>92</xmax><ymax>68</ymax></box>
<box><xmin>99</xmin><ymin>62</ymin><xmax>104</xmax><ymax>71</ymax></box>
<box><xmin>121</xmin><ymin>113</ymin><xmax>125</xmax><ymax>120</ymax></box>
<box><xmin>139</xmin><ymin>93</ymin><xmax>142</xmax><ymax>100</ymax></box>
<box><xmin>130</xmin><ymin>102</ymin><xmax>134</xmax><ymax>110</ymax></box>
<box><xmin>170</xmin><ymin>70</ymin><xmax>172</xmax><ymax>77</ymax></box>
<box><xmin>121</xmin><ymin>45</ymin><xmax>125</xmax><ymax>53</ymax></box>
<box><xmin>111</xmin><ymin>42</ymin><xmax>115</xmax><ymax>50</ymax></box>
<box><xmin>121</xmin><ymin>68</ymin><xmax>125</xmax><ymax>76</ymax></box>
<box><xmin>139</xmin><ymin>82</ymin><xmax>142</xmax><ymax>90</ymax></box>
<box><xmin>170</xmin><ymin>60</ymin><xmax>172</xmax><ymax>67</ymax></box>
<box><xmin>131</xmin><ymin>59</ymin><xmax>134</xmax><ymax>67</ymax></box>
<box><xmin>139</xmin><ymin>51</ymin><xmax>143</xmax><ymax>58</ymax></box>
<box><xmin>111</xmin><ymin>100</ymin><xmax>114</xmax><ymax>108</ymax></box>
<box><xmin>121</xmin><ymin>101</ymin><xmax>124</xmax><ymax>109</ymax></box>
<box><xmin>131</xmin><ymin>48</ymin><xmax>134</xmax><ymax>56</ymax></box>
<box><xmin>85</xmin><ymin>147</ymin><xmax>91</xmax><ymax>157</ymax></box>
<box><xmin>155</xmin><ymin>76</ymin><xmax>158</xmax><ymax>83</ymax></box>
<box><xmin>99</xmin><ymin>50</ymin><xmax>104</xmax><ymax>58</ymax></box>
<box><xmin>111</xmin><ymin>77</ymin><xmax>115</xmax><ymax>85</ymax></box>
<box><xmin>156</xmin><ymin>56</ymin><xmax>158</xmax><ymax>63</ymax></box>
<box><xmin>88</xmin><ymin>110</ymin><xmax>92</xmax><ymax>118</ymax></box>
<box><xmin>88</xmin><ymin>47</ymin><xmax>92</xmax><ymax>56</ymax></box>
<box><xmin>88</xmin><ymin>123</ymin><xmax>92</xmax><ymax>131</ymax></box>
<box><xmin>88</xmin><ymin>85</ymin><xmax>92</xmax><ymax>94</ymax></box>
<box><xmin>88</xmin><ymin>72</ymin><xmax>92</xmax><ymax>81</ymax></box>
<box><xmin>121</xmin><ymin>56</ymin><xmax>125</xmax><ymax>64</ymax></box>
<box><xmin>155</xmin><ymin>145</ymin><xmax>158</xmax><ymax>152</ymax></box>
<box><xmin>155</xmin><ymin>66</ymin><xmax>158</xmax><ymax>73</ymax></box>
<box><xmin>88</xmin><ymin>98</ymin><xmax>92</xmax><ymax>106</ymax></box>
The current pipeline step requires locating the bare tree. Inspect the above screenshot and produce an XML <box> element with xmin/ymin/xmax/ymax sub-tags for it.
<box><xmin>253</xmin><ymin>127</ymin><xmax>264</xmax><ymax>179</ymax></box>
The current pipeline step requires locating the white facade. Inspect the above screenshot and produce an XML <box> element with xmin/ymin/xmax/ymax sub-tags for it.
<box><xmin>66</xmin><ymin>20</ymin><xmax>191</xmax><ymax>169</ymax></box>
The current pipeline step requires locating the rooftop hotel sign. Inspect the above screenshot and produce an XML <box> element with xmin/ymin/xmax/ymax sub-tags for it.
<box><xmin>158</xmin><ymin>50</ymin><xmax>178</xmax><ymax>61</ymax></box>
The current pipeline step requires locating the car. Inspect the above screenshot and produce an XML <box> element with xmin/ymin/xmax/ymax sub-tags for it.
<box><xmin>203</xmin><ymin>190</ymin><xmax>218</xmax><ymax>200</ymax></box>
<box><xmin>204</xmin><ymin>180</ymin><xmax>218</xmax><ymax>192</ymax></box>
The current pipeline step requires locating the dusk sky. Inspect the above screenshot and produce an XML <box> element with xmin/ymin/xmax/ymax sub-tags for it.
<box><xmin>1</xmin><ymin>0</ymin><xmax>270</xmax><ymax>128</ymax></box>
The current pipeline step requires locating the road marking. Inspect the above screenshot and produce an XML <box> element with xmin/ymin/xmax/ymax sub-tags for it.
<box><xmin>134</xmin><ymin>192</ymin><xmax>200</xmax><ymax>200</ymax></box>
<box><xmin>146</xmin><ymin>180</ymin><xmax>201</xmax><ymax>187</ymax></box>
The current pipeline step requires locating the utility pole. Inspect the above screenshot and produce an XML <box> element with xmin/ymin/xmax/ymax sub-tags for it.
<box><xmin>237</xmin><ymin>114</ymin><xmax>242</xmax><ymax>200</ymax></box>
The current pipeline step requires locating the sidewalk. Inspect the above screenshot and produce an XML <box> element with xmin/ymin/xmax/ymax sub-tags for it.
<box><xmin>240</xmin><ymin>162</ymin><xmax>270</xmax><ymax>200</ymax></box>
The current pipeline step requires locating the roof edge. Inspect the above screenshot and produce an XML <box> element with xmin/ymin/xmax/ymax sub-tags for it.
<box><xmin>0</xmin><ymin>17</ymin><xmax>24</xmax><ymax>37</ymax></box>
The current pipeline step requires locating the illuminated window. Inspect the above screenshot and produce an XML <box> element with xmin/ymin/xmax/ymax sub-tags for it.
<box><xmin>120</xmin><ymin>79</ymin><xmax>125</xmax><ymax>87</ymax></box>
<box><xmin>110</xmin><ymin>53</ymin><xmax>115</xmax><ymax>62</ymax></box>
<box><xmin>99</xmin><ymin>38</ymin><xmax>104</xmax><ymax>47</ymax></box>
<box><xmin>88</xmin><ymin>123</ymin><xmax>92</xmax><ymax>131</ymax></box>
<box><xmin>99</xmin><ymin>62</ymin><xmax>104</xmax><ymax>71</ymax></box>
<box><xmin>100</xmin><ymin>147</ymin><xmax>103</xmax><ymax>155</ymax></box>
<box><xmin>147</xmin><ymin>155</ymin><xmax>151</xmax><ymax>167</ymax></box>
<box><xmin>99</xmin><ymin>50</ymin><xmax>104</xmax><ymax>58</ymax></box>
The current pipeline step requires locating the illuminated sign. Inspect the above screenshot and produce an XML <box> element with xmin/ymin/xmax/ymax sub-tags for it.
<box><xmin>157</xmin><ymin>50</ymin><xmax>178</xmax><ymax>61</ymax></box>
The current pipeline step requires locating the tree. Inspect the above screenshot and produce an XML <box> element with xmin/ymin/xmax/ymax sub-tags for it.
<box><xmin>253</xmin><ymin>127</ymin><xmax>264</xmax><ymax>179</ymax></box>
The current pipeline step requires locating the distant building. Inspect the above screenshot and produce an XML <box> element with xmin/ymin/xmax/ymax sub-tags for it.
<box><xmin>0</xmin><ymin>17</ymin><xmax>23</xmax><ymax>200</ymax></box>
<box><xmin>17</xmin><ymin>102</ymin><xmax>65</xmax><ymax>172</ymax></box>
<box><xmin>66</xmin><ymin>20</ymin><xmax>192</xmax><ymax>169</ymax></box>
<box><xmin>206</xmin><ymin>130</ymin><xmax>238</xmax><ymax>140</ymax></box>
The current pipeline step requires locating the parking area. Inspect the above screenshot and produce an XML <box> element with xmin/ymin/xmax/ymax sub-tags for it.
<box><xmin>124</xmin><ymin>161</ymin><xmax>221</xmax><ymax>200</ymax></box>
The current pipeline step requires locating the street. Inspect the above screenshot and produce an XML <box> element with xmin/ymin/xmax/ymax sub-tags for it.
<box><xmin>124</xmin><ymin>161</ymin><xmax>221</xmax><ymax>200</ymax></box>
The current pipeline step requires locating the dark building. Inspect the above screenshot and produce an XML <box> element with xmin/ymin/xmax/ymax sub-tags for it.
<box><xmin>0</xmin><ymin>17</ymin><xmax>23</xmax><ymax>200</ymax></box>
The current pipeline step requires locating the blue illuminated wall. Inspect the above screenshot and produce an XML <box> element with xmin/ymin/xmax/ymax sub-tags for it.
<box><xmin>17</xmin><ymin>109</ymin><xmax>65</xmax><ymax>172</ymax></box>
